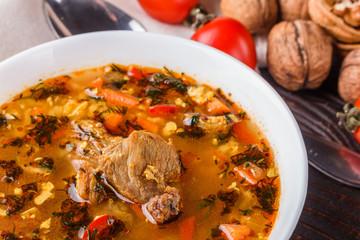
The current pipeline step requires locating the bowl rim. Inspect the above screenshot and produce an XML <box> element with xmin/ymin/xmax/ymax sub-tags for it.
<box><xmin>0</xmin><ymin>30</ymin><xmax>308</xmax><ymax>239</ymax></box>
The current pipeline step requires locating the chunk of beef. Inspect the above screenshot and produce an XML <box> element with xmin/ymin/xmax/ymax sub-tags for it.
<box><xmin>143</xmin><ymin>186</ymin><xmax>182</xmax><ymax>224</ymax></box>
<box><xmin>70</xmin><ymin>120</ymin><xmax>182</xmax><ymax>224</ymax></box>
<box><xmin>183</xmin><ymin>113</ymin><xmax>238</xmax><ymax>135</ymax></box>
<box><xmin>74</xmin><ymin>161</ymin><xmax>106</xmax><ymax>203</ymax></box>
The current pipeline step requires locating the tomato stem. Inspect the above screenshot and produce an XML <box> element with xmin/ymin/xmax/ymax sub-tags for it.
<box><xmin>337</xmin><ymin>103</ymin><xmax>360</xmax><ymax>132</ymax></box>
<box><xmin>183</xmin><ymin>3</ymin><xmax>216</xmax><ymax>30</ymax></box>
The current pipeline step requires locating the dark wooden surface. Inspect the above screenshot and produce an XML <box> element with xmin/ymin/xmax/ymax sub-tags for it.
<box><xmin>259</xmin><ymin>57</ymin><xmax>360</xmax><ymax>240</ymax></box>
<box><xmin>291</xmin><ymin>167</ymin><xmax>360</xmax><ymax>240</ymax></box>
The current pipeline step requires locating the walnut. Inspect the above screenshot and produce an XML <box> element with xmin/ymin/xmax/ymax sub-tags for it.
<box><xmin>308</xmin><ymin>0</ymin><xmax>360</xmax><ymax>43</ymax></box>
<box><xmin>334</xmin><ymin>41</ymin><xmax>360</xmax><ymax>57</ymax></box>
<box><xmin>267</xmin><ymin>20</ymin><xmax>333</xmax><ymax>91</ymax></box>
<box><xmin>338</xmin><ymin>48</ymin><xmax>360</xmax><ymax>104</ymax></box>
<box><xmin>333</xmin><ymin>0</ymin><xmax>360</xmax><ymax>27</ymax></box>
<box><xmin>279</xmin><ymin>0</ymin><xmax>310</xmax><ymax>21</ymax></box>
<box><xmin>220</xmin><ymin>0</ymin><xmax>278</xmax><ymax>34</ymax></box>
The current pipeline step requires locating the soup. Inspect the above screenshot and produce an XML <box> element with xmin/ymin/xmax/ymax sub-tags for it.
<box><xmin>0</xmin><ymin>64</ymin><xmax>279</xmax><ymax>240</ymax></box>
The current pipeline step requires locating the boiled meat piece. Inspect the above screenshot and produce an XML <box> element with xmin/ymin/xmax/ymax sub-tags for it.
<box><xmin>70</xmin><ymin>120</ymin><xmax>182</xmax><ymax>224</ymax></box>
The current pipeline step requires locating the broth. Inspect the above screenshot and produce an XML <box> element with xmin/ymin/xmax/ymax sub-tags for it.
<box><xmin>0</xmin><ymin>64</ymin><xmax>279</xmax><ymax>240</ymax></box>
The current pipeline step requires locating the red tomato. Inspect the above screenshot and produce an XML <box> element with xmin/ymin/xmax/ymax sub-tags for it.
<box><xmin>354</xmin><ymin>98</ymin><xmax>360</xmax><ymax>144</ymax></box>
<box><xmin>82</xmin><ymin>215</ymin><xmax>125</xmax><ymax>240</ymax></box>
<box><xmin>127</xmin><ymin>65</ymin><xmax>144</xmax><ymax>81</ymax></box>
<box><xmin>138</xmin><ymin>0</ymin><xmax>200</xmax><ymax>23</ymax></box>
<box><xmin>355</xmin><ymin>97</ymin><xmax>360</xmax><ymax>109</ymax></box>
<box><xmin>191</xmin><ymin>17</ymin><xmax>257</xmax><ymax>69</ymax></box>
<box><xmin>149</xmin><ymin>104</ymin><xmax>180</xmax><ymax>118</ymax></box>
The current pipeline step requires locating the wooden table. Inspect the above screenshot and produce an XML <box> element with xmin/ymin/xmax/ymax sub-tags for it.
<box><xmin>260</xmin><ymin>61</ymin><xmax>360</xmax><ymax>240</ymax></box>
<box><xmin>292</xmin><ymin>167</ymin><xmax>360</xmax><ymax>240</ymax></box>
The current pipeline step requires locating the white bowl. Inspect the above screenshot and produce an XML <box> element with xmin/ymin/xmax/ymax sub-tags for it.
<box><xmin>0</xmin><ymin>31</ymin><xmax>307</xmax><ymax>239</ymax></box>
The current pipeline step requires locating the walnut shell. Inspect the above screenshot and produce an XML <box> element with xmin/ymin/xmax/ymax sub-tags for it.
<box><xmin>279</xmin><ymin>0</ymin><xmax>310</xmax><ymax>21</ymax></box>
<box><xmin>338</xmin><ymin>49</ymin><xmax>360</xmax><ymax>104</ymax></box>
<box><xmin>220</xmin><ymin>0</ymin><xmax>278</xmax><ymax>34</ymax></box>
<box><xmin>308</xmin><ymin>0</ymin><xmax>360</xmax><ymax>43</ymax></box>
<box><xmin>334</xmin><ymin>41</ymin><xmax>360</xmax><ymax>57</ymax></box>
<box><xmin>267</xmin><ymin>20</ymin><xmax>333</xmax><ymax>91</ymax></box>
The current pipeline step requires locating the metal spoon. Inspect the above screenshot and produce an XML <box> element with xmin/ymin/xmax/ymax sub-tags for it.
<box><xmin>302</xmin><ymin>129</ymin><xmax>360</xmax><ymax>188</ymax></box>
<box><xmin>43</xmin><ymin>0</ymin><xmax>145</xmax><ymax>38</ymax></box>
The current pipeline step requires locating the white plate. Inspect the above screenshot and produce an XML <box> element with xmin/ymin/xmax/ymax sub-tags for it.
<box><xmin>0</xmin><ymin>31</ymin><xmax>307</xmax><ymax>240</ymax></box>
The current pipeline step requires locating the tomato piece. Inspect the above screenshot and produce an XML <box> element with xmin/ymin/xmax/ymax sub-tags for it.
<box><xmin>179</xmin><ymin>216</ymin><xmax>196</xmax><ymax>240</ymax></box>
<box><xmin>127</xmin><ymin>65</ymin><xmax>144</xmax><ymax>81</ymax></box>
<box><xmin>219</xmin><ymin>224</ymin><xmax>251</xmax><ymax>240</ymax></box>
<box><xmin>233</xmin><ymin>163</ymin><xmax>266</xmax><ymax>185</ymax></box>
<box><xmin>148</xmin><ymin>104</ymin><xmax>180</xmax><ymax>118</ymax></box>
<box><xmin>82</xmin><ymin>215</ymin><xmax>125</xmax><ymax>240</ymax></box>
<box><xmin>232</xmin><ymin>122</ymin><xmax>256</xmax><ymax>144</ymax></box>
<box><xmin>88</xmin><ymin>77</ymin><xmax>104</xmax><ymax>88</ymax></box>
<box><xmin>207</xmin><ymin>98</ymin><xmax>231</xmax><ymax>115</ymax></box>
<box><xmin>191</xmin><ymin>17</ymin><xmax>257</xmax><ymax>69</ymax></box>
<box><xmin>138</xmin><ymin>0</ymin><xmax>200</xmax><ymax>23</ymax></box>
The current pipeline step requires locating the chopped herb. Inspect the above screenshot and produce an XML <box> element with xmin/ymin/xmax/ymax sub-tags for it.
<box><xmin>28</xmin><ymin>114</ymin><xmax>69</xmax><ymax>146</ymax></box>
<box><xmin>190</xmin><ymin>115</ymin><xmax>200</xmax><ymax>127</ymax></box>
<box><xmin>87</xmin><ymin>229</ymin><xmax>98</xmax><ymax>240</ymax></box>
<box><xmin>93</xmin><ymin>171</ymin><xmax>111</xmax><ymax>203</ymax></box>
<box><xmin>144</xmin><ymin>87</ymin><xmax>164</xmax><ymax>106</ymax></box>
<box><xmin>251</xmin><ymin>176</ymin><xmax>278</xmax><ymax>214</ymax></box>
<box><xmin>26</xmin><ymin>147</ymin><xmax>35</xmax><ymax>157</ymax></box>
<box><xmin>0</xmin><ymin>114</ymin><xmax>8</xmax><ymax>128</ymax></box>
<box><xmin>196</xmin><ymin>194</ymin><xmax>217</xmax><ymax>218</ymax></box>
<box><xmin>187</xmin><ymin>128</ymin><xmax>205</xmax><ymax>138</ymax></box>
<box><xmin>150</xmin><ymin>72</ymin><xmax>188</xmax><ymax>93</ymax></box>
<box><xmin>163</xmin><ymin>66</ymin><xmax>175</xmax><ymax>77</ymax></box>
<box><xmin>26</xmin><ymin>77</ymin><xmax>70</xmax><ymax>101</ymax></box>
<box><xmin>224</xmin><ymin>114</ymin><xmax>233</xmax><ymax>123</ymax></box>
<box><xmin>238</xmin><ymin>111</ymin><xmax>247</xmax><ymax>119</ymax></box>
<box><xmin>218</xmin><ymin>132</ymin><xmax>232</xmax><ymax>145</ymax></box>
<box><xmin>240</xmin><ymin>177</ymin><xmax>246</xmax><ymax>184</ymax></box>
<box><xmin>0</xmin><ymin>160</ymin><xmax>23</xmax><ymax>183</ymax></box>
<box><xmin>79</xmin><ymin>167</ymin><xmax>86</xmax><ymax>173</ymax></box>
<box><xmin>176</xmin><ymin>128</ymin><xmax>187</xmax><ymax>138</ymax></box>
<box><xmin>217</xmin><ymin>190</ymin><xmax>239</xmax><ymax>215</ymax></box>
<box><xmin>240</xmin><ymin>209</ymin><xmax>253</xmax><ymax>216</ymax></box>
<box><xmin>30</xmin><ymin>157</ymin><xmax>54</xmax><ymax>170</ymax></box>
<box><xmin>53</xmin><ymin>198</ymin><xmax>91</xmax><ymax>238</ymax></box>
<box><xmin>110</xmin><ymin>63</ymin><xmax>124</xmax><ymax>73</ymax></box>
<box><xmin>107</xmin><ymin>79</ymin><xmax>128</xmax><ymax>90</ymax></box>
<box><xmin>1</xmin><ymin>231</ymin><xmax>20</xmax><ymax>240</ymax></box>
<box><xmin>231</xmin><ymin>145</ymin><xmax>269</xmax><ymax>169</ymax></box>
<box><xmin>0</xmin><ymin>183</ymin><xmax>38</xmax><ymax>216</ymax></box>
<box><xmin>215</xmin><ymin>88</ymin><xmax>234</xmax><ymax>106</ymax></box>
<box><xmin>218</xmin><ymin>162</ymin><xmax>230</xmax><ymax>178</ymax></box>
<box><xmin>264</xmin><ymin>223</ymin><xmax>273</xmax><ymax>233</ymax></box>
<box><xmin>83</xmin><ymin>149</ymin><xmax>90</xmax><ymax>156</ymax></box>
<box><xmin>2</xmin><ymin>138</ymin><xmax>26</xmax><ymax>148</ymax></box>
<box><xmin>124</xmin><ymin>120</ymin><xmax>143</xmax><ymax>132</ymax></box>
<box><xmin>77</xmin><ymin>124</ymin><xmax>100</xmax><ymax>140</ymax></box>
<box><xmin>94</xmin><ymin>105</ymin><xmax>128</xmax><ymax>123</ymax></box>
